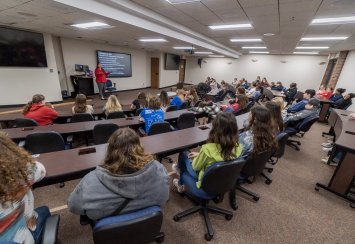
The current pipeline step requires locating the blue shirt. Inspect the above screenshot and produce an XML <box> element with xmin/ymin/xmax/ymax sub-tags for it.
<box><xmin>287</xmin><ymin>99</ymin><xmax>308</xmax><ymax>113</ymax></box>
<box><xmin>139</xmin><ymin>108</ymin><xmax>165</xmax><ymax>134</ymax></box>
<box><xmin>170</xmin><ymin>96</ymin><xmax>183</xmax><ymax>109</ymax></box>
<box><xmin>329</xmin><ymin>94</ymin><xmax>342</xmax><ymax>102</ymax></box>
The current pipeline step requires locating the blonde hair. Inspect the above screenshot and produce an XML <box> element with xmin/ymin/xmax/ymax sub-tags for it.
<box><xmin>102</xmin><ymin>128</ymin><xmax>154</xmax><ymax>174</ymax></box>
<box><xmin>0</xmin><ymin>133</ymin><xmax>35</xmax><ymax>204</ymax></box>
<box><xmin>272</xmin><ymin>97</ymin><xmax>285</xmax><ymax>110</ymax></box>
<box><xmin>104</xmin><ymin>95</ymin><xmax>122</xmax><ymax>114</ymax></box>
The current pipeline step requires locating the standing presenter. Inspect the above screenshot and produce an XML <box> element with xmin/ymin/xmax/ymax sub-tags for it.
<box><xmin>95</xmin><ymin>63</ymin><xmax>111</xmax><ymax>100</ymax></box>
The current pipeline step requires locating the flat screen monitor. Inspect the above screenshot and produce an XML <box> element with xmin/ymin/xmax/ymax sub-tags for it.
<box><xmin>165</xmin><ymin>53</ymin><xmax>180</xmax><ymax>70</ymax></box>
<box><xmin>0</xmin><ymin>27</ymin><xmax>47</xmax><ymax>67</ymax></box>
<box><xmin>75</xmin><ymin>64</ymin><xmax>84</xmax><ymax>72</ymax></box>
<box><xmin>97</xmin><ymin>50</ymin><xmax>132</xmax><ymax>77</ymax></box>
<box><xmin>83</xmin><ymin>65</ymin><xmax>89</xmax><ymax>72</ymax></box>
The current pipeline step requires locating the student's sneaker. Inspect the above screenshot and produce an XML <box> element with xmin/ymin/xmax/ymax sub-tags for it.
<box><xmin>321</xmin><ymin>142</ymin><xmax>333</xmax><ymax>148</ymax></box>
<box><xmin>322</xmin><ymin>147</ymin><xmax>332</xmax><ymax>152</ymax></box>
<box><xmin>172</xmin><ymin>179</ymin><xmax>184</xmax><ymax>193</ymax></box>
<box><xmin>321</xmin><ymin>156</ymin><xmax>329</xmax><ymax>164</ymax></box>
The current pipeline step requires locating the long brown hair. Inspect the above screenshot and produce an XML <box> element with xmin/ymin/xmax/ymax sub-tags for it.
<box><xmin>22</xmin><ymin>94</ymin><xmax>45</xmax><ymax>115</ymax></box>
<box><xmin>0</xmin><ymin>133</ymin><xmax>35</xmax><ymax>204</ymax></box>
<box><xmin>236</xmin><ymin>94</ymin><xmax>248</xmax><ymax>110</ymax></box>
<box><xmin>159</xmin><ymin>91</ymin><xmax>170</xmax><ymax>108</ymax></box>
<box><xmin>207</xmin><ymin>112</ymin><xmax>239</xmax><ymax>160</ymax></box>
<box><xmin>265</xmin><ymin>101</ymin><xmax>284</xmax><ymax>133</ymax></box>
<box><xmin>102</xmin><ymin>128</ymin><xmax>154</xmax><ymax>174</ymax></box>
<box><xmin>249</xmin><ymin>106</ymin><xmax>278</xmax><ymax>155</ymax></box>
<box><xmin>74</xmin><ymin>94</ymin><xmax>88</xmax><ymax>113</ymax></box>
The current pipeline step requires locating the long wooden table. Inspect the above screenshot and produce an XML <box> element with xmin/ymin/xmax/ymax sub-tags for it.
<box><xmin>3</xmin><ymin>109</ymin><xmax>191</xmax><ymax>140</ymax></box>
<box><xmin>315</xmin><ymin>108</ymin><xmax>355</xmax><ymax>208</ymax></box>
<box><xmin>33</xmin><ymin>113</ymin><xmax>250</xmax><ymax>188</ymax></box>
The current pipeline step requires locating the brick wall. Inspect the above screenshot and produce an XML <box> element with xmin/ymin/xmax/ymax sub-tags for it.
<box><xmin>327</xmin><ymin>51</ymin><xmax>349</xmax><ymax>88</ymax></box>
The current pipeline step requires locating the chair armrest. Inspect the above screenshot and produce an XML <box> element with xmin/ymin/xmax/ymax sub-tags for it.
<box><xmin>42</xmin><ymin>214</ymin><xmax>60</xmax><ymax>244</ymax></box>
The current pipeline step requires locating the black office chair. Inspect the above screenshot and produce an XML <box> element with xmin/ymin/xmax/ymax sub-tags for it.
<box><xmin>180</xmin><ymin>101</ymin><xmax>189</xmax><ymax>110</ymax></box>
<box><xmin>284</xmin><ymin>116</ymin><xmax>319</xmax><ymax>151</ymax></box>
<box><xmin>135</xmin><ymin>108</ymin><xmax>144</xmax><ymax>116</ymax></box>
<box><xmin>166</xmin><ymin>105</ymin><xmax>178</xmax><ymax>112</ymax></box>
<box><xmin>230</xmin><ymin>151</ymin><xmax>273</xmax><ymax>209</ymax></box>
<box><xmin>25</xmin><ymin>131</ymin><xmax>66</xmax><ymax>154</ymax></box>
<box><xmin>93</xmin><ymin>123</ymin><xmax>119</xmax><ymax>145</ymax></box>
<box><xmin>194</xmin><ymin>100</ymin><xmax>202</xmax><ymax>107</ymax></box>
<box><xmin>174</xmin><ymin>159</ymin><xmax>246</xmax><ymax>241</ymax></box>
<box><xmin>148</xmin><ymin>122</ymin><xmax>171</xmax><ymax>136</ymax></box>
<box><xmin>294</xmin><ymin>91</ymin><xmax>304</xmax><ymax>103</ymax></box>
<box><xmin>106</xmin><ymin>111</ymin><xmax>126</xmax><ymax>119</ymax></box>
<box><xmin>262</xmin><ymin>88</ymin><xmax>274</xmax><ymax>102</ymax></box>
<box><xmin>14</xmin><ymin>118</ymin><xmax>39</xmax><ymax>127</ymax></box>
<box><xmin>244</xmin><ymin>101</ymin><xmax>254</xmax><ymax>113</ymax></box>
<box><xmin>93</xmin><ymin>206</ymin><xmax>164</xmax><ymax>244</ymax></box>
<box><xmin>71</xmin><ymin>113</ymin><xmax>94</xmax><ymax>123</ymax></box>
<box><xmin>265</xmin><ymin>132</ymin><xmax>289</xmax><ymax>173</ymax></box>
<box><xmin>176</xmin><ymin>113</ymin><xmax>196</xmax><ymax>130</ymax></box>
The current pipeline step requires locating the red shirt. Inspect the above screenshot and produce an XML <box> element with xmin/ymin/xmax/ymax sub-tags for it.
<box><xmin>318</xmin><ymin>91</ymin><xmax>332</xmax><ymax>100</ymax></box>
<box><xmin>24</xmin><ymin>103</ymin><xmax>58</xmax><ymax>125</ymax></box>
<box><xmin>95</xmin><ymin>68</ymin><xmax>109</xmax><ymax>83</ymax></box>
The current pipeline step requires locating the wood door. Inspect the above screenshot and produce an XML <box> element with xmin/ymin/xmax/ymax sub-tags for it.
<box><xmin>179</xmin><ymin>59</ymin><xmax>186</xmax><ymax>82</ymax></box>
<box><xmin>151</xmin><ymin>58</ymin><xmax>160</xmax><ymax>88</ymax></box>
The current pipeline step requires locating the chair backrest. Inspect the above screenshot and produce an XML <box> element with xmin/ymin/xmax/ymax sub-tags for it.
<box><xmin>297</xmin><ymin>116</ymin><xmax>319</xmax><ymax>133</ymax></box>
<box><xmin>106</xmin><ymin>80</ymin><xmax>113</xmax><ymax>87</ymax></box>
<box><xmin>93</xmin><ymin>206</ymin><xmax>163</xmax><ymax>244</ymax></box>
<box><xmin>180</xmin><ymin>101</ymin><xmax>189</xmax><ymax>110</ymax></box>
<box><xmin>166</xmin><ymin>105</ymin><xmax>178</xmax><ymax>112</ymax></box>
<box><xmin>25</xmin><ymin>132</ymin><xmax>65</xmax><ymax>154</ymax></box>
<box><xmin>201</xmin><ymin>159</ymin><xmax>246</xmax><ymax>195</ymax></box>
<box><xmin>106</xmin><ymin>111</ymin><xmax>125</xmax><ymax>119</ymax></box>
<box><xmin>71</xmin><ymin>113</ymin><xmax>94</xmax><ymax>123</ymax></box>
<box><xmin>93</xmin><ymin>123</ymin><xmax>119</xmax><ymax>145</ymax></box>
<box><xmin>14</xmin><ymin>118</ymin><xmax>39</xmax><ymax>128</ymax></box>
<box><xmin>242</xmin><ymin>151</ymin><xmax>273</xmax><ymax>177</ymax></box>
<box><xmin>135</xmin><ymin>108</ymin><xmax>144</xmax><ymax>116</ymax></box>
<box><xmin>294</xmin><ymin>91</ymin><xmax>304</xmax><ymax>102</ymax></box>
<box><xmin>263</xmin><ymin>88</ymin><xmax>274</xmax><ymax>101</ymax></box>
<box><xmin>245</xmin><ymin>101</ymin><xmax>254</xmax><ymax>112</ymax></box>
<box><xmin>177</xmin><ymin>113</ymin><xmax>195</xmax><ymax>129</ymax></box>
<box><xmin>148</xmin><ymin>122</ymin><xmax>171</xmax><ymax>136</ymax></box>
<box><xmin>274</xmin><ymin>132</ymin><xmax>289</xmax><ymax>158</ymax></box>
<box><xmin>233</xmin><ymin>109</ymin><xmax>244</xmax><ymax>116</ymax></box>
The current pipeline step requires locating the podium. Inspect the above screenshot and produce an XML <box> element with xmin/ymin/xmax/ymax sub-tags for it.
<box><xmin>70</xmin><ymin>76</ymin><xmax>95</xmax><ymax>96</ymax></box>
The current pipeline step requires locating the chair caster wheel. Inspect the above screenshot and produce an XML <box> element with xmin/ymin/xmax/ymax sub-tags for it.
<box><xmin>225</xmin><ymin>214</ymin><xmax>233</xmax><ymax>220</ymax></box>
<box><xmin>265</xmin><ymin>179</ymin><xmax>272</xmax><ymax>185</ymax></box>
<box><xmin>155</xmin><ymin>235</ymin><xmax>164</xmax><ymax>243</ymax></box>
<box><xmin>173</xmin><ymin>215</ymin><xmax>180</xmax><ymax>222</ymax></box>
<box><xmin>253</xmin><ymin>196</ymin><xmax>260</xmax><ymax>202</ymax></box>
<box><xmin>315</xmin><ymin>187</ymin><xmax>319</xmax><ymax>191</ymax></box>
<box><xmin>267</xmin><ymin>169</ymin><xmax>273</xmax><ymax>173</ymax></box>
<box><xmin>205</xmin><ymin>233</ymin><xmax>213</xmax><ymax>241</ymax></box>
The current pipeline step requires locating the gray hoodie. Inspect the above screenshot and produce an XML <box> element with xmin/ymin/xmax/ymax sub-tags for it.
<box><xmin>67</xmin><ymin>160</ymin><xmax>169</xmax><ymax>220</ymax></box>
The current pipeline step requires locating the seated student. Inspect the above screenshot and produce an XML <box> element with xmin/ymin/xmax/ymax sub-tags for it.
<box><xmin>272</xmin><ymin>96</ymin><xmax>286</xmax><ymax>110</ymax></box>
<box><xmin>169</xmin><ymin>89</ymin><xmax>185</xmax><ymax>109</ymax></box>
<box><xmin>72</xmin><ymin>94</ymin><xmax>94</xmax><ymax>114</ymax></box>
<box><xmin>237</xmin><ymin>87</ymin><xmax>246</xmax><ymax>95</ymax></box>
<box><xmin>317</xmin><ymin>86</ymin><xmax>333</xmax><ymax>100</ymax></box>
<box><xmin>333</xmin><ymin>93</ymin><xmax>355</xmax><ymax>109</ymax></box>
<box><xmin>131</xmin><ymin>92</ymin><xmax>147</xmax><ymax>112</ymax></box>
<box><xmin>191</xmin><ymin>101</ymin><xmax>220</xmax><ymax>125</ymax></box>
<box><xmin>284</xmin><ymin>99</ymin><xmax>320</xmax><ymax>126</ymax></box>
<box><xmin>68</xmin><ymin>128</ymin><xmax>169</xmax><ymax>221</ymax></box>
<box><xmin>284</xmin><ymin>82</ymin><xmax>298</xmax><ymax>103</ymax></box>
<box><xmin>287</xmin><ymin>89</ymin><xmax>316</xmax><ymax>113</ymax></box>
<box><xmin>171</xmin><ymin>112</ymin><xmax>243</xmax><ymax>192</ymax></box>
<box><xmin>271</xmin><ymin>81</ymin><xmax>284</xmax><ymax>91</ymax></box>
<box><xmin>221</xmin><ymin>80</ymin><xmax>237</xmax><ymax>99</ymax></box>
<box><xmin>221</xmin><ymin>94</ymin><xmax>248</xmax><ymax>113</ymax></box>
<box><xmin>329</xmin><ymin>88</ymin><xmax>346</xmax><ymax>102</ymax></box>
<box><xmin>240</xmin><ymin>78</ymin><xmax>250</xmax><ymax>90</ymax></box>
<box><xmin>23</xmin><ymin>94</ymin><xmax>58</xmax><ymax>126</ymax></box>
<box><xmin>139</xmin><ymin>97</ymin><xmax>165</xmax><ymax>135</ymax></box>
<box><xmin>260</xmin><ymin>77</ymin><xmax>270</xmax><ymax>87</ymax></box>
<box><xmin>265</xmin><ymin>101</ymin><xmax>284</xmax><ymax>133</ymax></box>
<box><xmin>0</xmin><ymin>133</ymin><xmax>50</xmax><ymax>244</ymax></box>
<box><xmin>103</xmin><ymin>95</ymin><xmax>122</xmax><ymax>116</ymax></box>
<box><xmin>159</xmin><ymin>91</ymin><xmax>170</xmax><ymax>111</ymax></box>
<box><xmin>247</xmin><ymin>83</ymin><xmax>262</xmax><ymax>101</ymax></box>
<box><xmin>188</xmin><ymin>87</ymin><xmax>199</xmax><ymax>106</ymax></box>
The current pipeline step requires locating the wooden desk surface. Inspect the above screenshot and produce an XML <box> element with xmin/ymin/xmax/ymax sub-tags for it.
<box><xmin>33</xmin><ymin>112</ymin><xmax>249</xmax><ymax>187</ymax></box>
<box><xmin>3</xmin><ymin>109</ymin><xmax>191</xmax><ymax>140</ymax></box>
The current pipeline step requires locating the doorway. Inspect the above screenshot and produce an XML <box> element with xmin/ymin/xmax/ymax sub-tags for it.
<box><xmin>151</xmin><ymin>57</ymin><xmax>160</xmax><ymax>89</ymax></box>
<box><xmin>179</xmin><ymin>59</ymin><xmax>186</xmax><ymax>83</ymax></box>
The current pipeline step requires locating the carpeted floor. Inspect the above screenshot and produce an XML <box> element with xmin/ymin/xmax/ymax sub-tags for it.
<box><xmin>33</xmin><ymin>121</ymin><xmax>355</xmax><ymax>244</ymax></box>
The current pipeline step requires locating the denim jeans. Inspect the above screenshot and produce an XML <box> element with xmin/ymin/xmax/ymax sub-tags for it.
<box><xmin>31</xmin><ymin>206</ymin><xmax>51</xmax><ymax>244</ymax></box>
<box><xmin>178</xmin><ymin>151</ymin><xmax>198</xmax><ymax>185</ymax></box>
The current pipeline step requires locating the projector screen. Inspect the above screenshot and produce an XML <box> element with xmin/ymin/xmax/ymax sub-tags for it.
<box><xmin>97</xmin><ymin>50</ymin><xmax>132</xmax><ymax>77</ymax></box>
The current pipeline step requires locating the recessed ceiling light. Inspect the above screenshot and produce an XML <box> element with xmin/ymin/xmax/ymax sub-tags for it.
<box><xmin>293</xmin><ymin>52</ymin><xmax>319</xmax><ymax>55</ymax></box>
<box><xmin>301</xmin><ymin>36</ymin><xmax>348</xmax><ymax>41</ymax></box>
<box><xmin>263</xmin><ymin>33</ymin><xmax>275</xmax><ymax>36</ymax></box>
<box><xmin>230</xmin><ymin>38</ymin><xmax>262</xmax><ymax>42</ymax></box>
<box><xmin>208</xmin><ymin>55</ymin><xmax>224</xmax><ymax>58</ymax></box>
<box><xmin>208</xmin><ymin>24</ymin><xmax>252</xmax><ymax>30</ymax></box>
<box><xmin>296</xmin><ymin>46</ymin><xmax>329</xmax><ymax>49</ymax></box>
<box><xmin>249</xmin><ymin>51</ymin><xmax>269</xmax><ymax>54</ymax></box>
<box><xmin>242</xmin><ymin>46</ymin><xmax>267</xmax><ymax>49</ymax></box>
<box><xmin>166</xmin><ymin>0</ymin><xmax>200</xmax><ymax>4</ymax></box>
<box><xmin>312</xmin><ymin>16</ymin><xmax>355</xmax><ymax>25</ymax></box>
<box><xmin>139</xmin><ymin>38</ymin><xmax>167</xmax><ymax>42</ymax></box>
<box><xmin>71</xmin><ymin>22</ymin><xmax>111</xmax><ymax>29</ymax></box>
<box><xmin>173</xmin><ymin>46</ymin><xmax>195</xmax><ymax>49</ymax></box>
<box><xmin>194</xmin><ymin>51</ymin><xmax>213</xmax><ymax>54</ymax></box>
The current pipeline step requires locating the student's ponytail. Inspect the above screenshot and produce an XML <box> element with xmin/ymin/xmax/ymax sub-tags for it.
<box><xmin>22</xmin><ymin>94</ymin><xmax>45</xmax><ymax>115</ymax></box>
<box><xmin>22</xmin><ymin>101</ymin><xmax>33</xmax><ymax>115</ymax></box>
